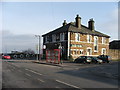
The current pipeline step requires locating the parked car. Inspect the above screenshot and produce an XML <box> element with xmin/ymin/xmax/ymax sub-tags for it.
<box><xmin>97</xmin><ymin>55</ymin><xmax>111</xmax><ymax>63</ymax></box>
<box><xmin>2</xmin><ymin>55</ymin><xmax>11</xmax><ymax>59</ymax></box>
<box><xmin>90</xmin><ymin>56</ymin><xmax>103</xmax><ymax>64</ymax></box>
<box><xmin>74</xmin><ymin>56</ymin><xmax>92</xmax><ymax>64</ymax></box>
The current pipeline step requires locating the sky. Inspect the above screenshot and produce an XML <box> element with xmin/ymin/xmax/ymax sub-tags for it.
<box><xmin>1</xmin><ymin>1</ymin><xmax>119</xmax><ymax>53</ymax></box>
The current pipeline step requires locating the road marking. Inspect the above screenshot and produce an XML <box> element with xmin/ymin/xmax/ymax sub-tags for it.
<box><xmin>37</xmin><ymin>79</ymin><xmax>45</xmax><ymax>83</ymax></box>
<box><xmin>25</xmin><ymin>73</ymin><xmax>31</xmax><ymax>77</ymax></box>
<box><xmin>25</xmin><ymin>69</ymin><xmax>42</xmax><ymax>76</ymax></box>
<box><xmin>56</xmin><ymin>80</ymin><xmax>80</xmax><ymax>89</ymax></box>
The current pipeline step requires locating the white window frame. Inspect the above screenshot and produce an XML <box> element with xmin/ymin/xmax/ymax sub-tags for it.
<box><xmin>94</xmin><ymin>36</ymin><xmax>98</xmax><ymax>52</ymax></box>
<box><xmin>80</xmin><ymin>49</ymin><xmax>84</xmax><ymax>55</ymax></box>
<box><xmin>87</xmin><ymin>47</ymin><xmax>92</xmax><ymax>56</ymax></box>
<box><xmin>75</xmin><ymin>33</ymin><xmax>80</xmax><ymax>42</ymax></box>
<box><xmin>87</xmin><ymin>34</ymin><xmax>92</xmax><ymax>43</ymax></box>
<box><xmin>102</xmin><ymin>37</ymin><xmax>106</xmax><ymax>44</ymax></box>
<box><xmin>101</xmin><ymin>48</ymin><xmax>106</xmax><ymax>55</ymax></box>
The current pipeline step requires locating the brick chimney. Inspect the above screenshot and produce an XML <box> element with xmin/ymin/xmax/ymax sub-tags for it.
<box><xmin>75</xmin><ymin>14</ymin><xmax>81</xmax><ymax>29</ymax></box>
<box><xmin>63</xmin><ymin>20</ymin><xmax>67</xmax><ymax>26</ymax></box>
<box><xmin>88</xmin><ymin>18</ymin><xmax>95</xmax><ymax>31</ymax></box>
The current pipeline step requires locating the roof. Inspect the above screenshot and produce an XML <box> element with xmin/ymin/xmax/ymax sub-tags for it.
<box><xmin>42</xmin><ymin>22</ymin><xmax>110</xmax><ymax>38</ymax></box>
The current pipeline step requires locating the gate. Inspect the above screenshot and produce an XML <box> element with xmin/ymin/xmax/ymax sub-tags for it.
<box><xmin>46</xmin><ymin>49</ymin><xmax>60</xmax><ymax>64</ymax></box>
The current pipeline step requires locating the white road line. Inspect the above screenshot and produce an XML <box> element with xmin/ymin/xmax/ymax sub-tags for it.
<box><xmin>25</xmin><ymin>69</ymin><xmax>42</xmax><ymax>76</ymax></box>
<box><xmin>37</xmin><ymin>79</ymin><xmax>45</xmax><ymax>83</ymax></box>
<box><xmin>25</xmin><ymin>73</ymin><xmax>31</xmax><ymax>77</ymax></box>
<box><xmin>56</xmin><ymin>80</ymin><xmax>80</xmax><ymax>89</ymax></box>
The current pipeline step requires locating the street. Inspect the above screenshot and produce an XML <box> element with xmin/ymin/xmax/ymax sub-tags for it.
<box><xmin>2</xmin><ymin>59</ymin><xmax>119</xmax><ymax>89</ymax></box>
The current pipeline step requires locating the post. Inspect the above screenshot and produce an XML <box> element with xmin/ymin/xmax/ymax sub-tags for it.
<box><xmin>35</xmin><ymin>35</ymin><xmax>41</xmax><ymax>61</ymax></box>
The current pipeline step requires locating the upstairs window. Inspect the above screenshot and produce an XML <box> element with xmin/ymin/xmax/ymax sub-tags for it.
<box><xmin>60</xmin><ymin>33</ymin><xmax>65</xmax><ymax>41</ymax></box>
<box><xmin>75</xmin><ymin>33</ymin><xmax>80</xmax><ymax>41</ymax></box>
<box><xmin>45</xmin><ymin>36</ymin><xmax>50</xmax><ymax>43</ymax></box>
<box><xmin>87</xmin><ymin>35</ymin><xmax>92</xmax><ymax>43</ymax></box>
<box><xmin>102</xmin><ymin>37</ymin><xmax>106</xmax><ymax>44</ymax></box>
<box><xmin>94</xmin><ymin>36</ymin><xmax>98</xmax><ymax>52</ymax></box>
<box><xmin>52</xmin><ymin>34</ymin><xmax>56</xmax><ymax>42</ymax></box>
<box><xmin>56</xmin><ymin>34</ymin><xmax>60</xmax><ymax>41</ymax></box>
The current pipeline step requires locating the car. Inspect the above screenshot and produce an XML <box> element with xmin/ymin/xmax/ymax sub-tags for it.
<box><xmin>97</xmin><ymin>55</ymin><xmax>111</xmax><ymax>63</ymax></box>
<box><xmin>74</xmin><ymin>56</ymin><xmax>92</xmax><ymax>64</ymax></box>
<box><xmin>2</xmin><ymin>55</ymin><xmax>11</xmax><ymax>59</ymax></box>
<box><xmin>90</xmin><ymin>56</ymin><xmax>103</xmax><ymax>64</ymax></box>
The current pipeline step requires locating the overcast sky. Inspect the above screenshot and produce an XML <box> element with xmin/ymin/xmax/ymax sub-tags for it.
<box><xmin>1</xmin><ymin>1</ymin><xmax>119</xmax><ymax>53</ymax></box>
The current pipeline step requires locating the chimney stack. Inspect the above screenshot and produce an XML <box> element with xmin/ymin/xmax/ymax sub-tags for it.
<box><xmin>63</xmin><ymin>20</ymin><xmax>67</xmax><ymax>26</ymax></box>
<box><xmin>75</xmin><ymin>14</ymin><xmax>81</xmax><ymax>29</ymax></box>
<box><xmin>88</xmin><ymin>18</ymin><xmax>95</xmax><ymax>31</ymax></box>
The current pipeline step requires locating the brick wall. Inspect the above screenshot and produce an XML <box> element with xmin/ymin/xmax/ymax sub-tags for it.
<box><xmin>69</xmin><ymin>32</ymin><xmax>109</xmax><ymax>59</ymax></box>
<box><xmin>109</xmin><ymin>49</ymin><xmax>120</xmax><ymax>60</ymax></box>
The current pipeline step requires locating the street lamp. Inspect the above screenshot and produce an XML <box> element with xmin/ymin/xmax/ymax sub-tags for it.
<box><xmin>35</xmin><ymin>35</ymin><xmax>41</xmax><ymax>61</ymax></box>
<box><xmin>58</xmin><ymin>43</ymin><xmax>63</xmax><ymax>63</ymax></box>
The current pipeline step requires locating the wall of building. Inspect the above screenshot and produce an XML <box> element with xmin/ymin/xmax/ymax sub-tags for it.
<box><xmin>109</xmin><ymin>49</ymin><xmax>120</xmax><ymax>60</ymax></box>
<box><xmin>69</xmin><ymin>32</ymin><xmax>109</xmax><ymax>59</ymax></box>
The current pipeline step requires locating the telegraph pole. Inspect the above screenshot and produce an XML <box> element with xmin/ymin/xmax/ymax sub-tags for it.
<box><xmin>35</xmin><ymin>35</ymin><xmax>41</xmax><ymax>61</ymax></box>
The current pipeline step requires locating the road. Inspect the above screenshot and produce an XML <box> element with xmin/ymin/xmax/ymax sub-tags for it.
<box><xmin>2</xmin><ymin>60</ymin><xmax>119</xmax><ymax>89</ymax></box>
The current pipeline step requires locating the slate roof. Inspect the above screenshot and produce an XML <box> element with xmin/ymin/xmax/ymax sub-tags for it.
<box><xmin>42</xmin><ymin>22</ymin><xmax>110</xmax><ymax>38</ymax></box>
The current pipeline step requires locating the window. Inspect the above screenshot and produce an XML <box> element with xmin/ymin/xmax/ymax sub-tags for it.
<box><xmin>101</xmin><ymin>48</ymin><xmax>106</xmax><ymax>55</ymax></box>
<box><xmin>45</xmin><ymin>36</ymin><xmax>49</xmax><ymax>43</ymax></box>
<box><xmin>52</xmin><ymin>34</ymin><xmax>56</xmax><ymax>42</ymax></box>
<box><xmin>94</xmin><ymin>36</ymin><xmax>98</xmax><ymax>52</ymax></box>
<box><xmin>87</xmin><ymin>35</ymin><xmax>92</xmax><ymax>43</ymax></box>
<box><xmin>70</xmin><ymin>44</ymin><xmax>83</xmax><ymax>47</ymax></box>
<box><xmin>80</xmin><ymin>50</ymin><xmax>83</xmax><ymax>55</ymax></box>
<box><xmin>75</xmin><ymin>33</ymin><xmax>80</xmax><ymax>41</ymax></box>
<box><xmin>60</xmin><ymin>33</ymin><xmax>65</xmax><ymax>41</ymax></box>
<box><xmin>102</xmin><ymin>37</ymin><xmax>106</xmax><ymax>44</ymax></box>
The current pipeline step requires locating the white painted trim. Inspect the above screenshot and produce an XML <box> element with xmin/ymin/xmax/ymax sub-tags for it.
<box><xmin>68</xmin><ymin>32</ymin><xmax>70</xmax><ymax>57</ymax></box>
<box><xmin>101</xmin><ymin>48</ymin><xmax>106</xmax><ymax>55</ymax></box>
<box><xmin>94</xmin><ymin>36</ymin><xmax>98</xmax><ymax>52</ymax></box>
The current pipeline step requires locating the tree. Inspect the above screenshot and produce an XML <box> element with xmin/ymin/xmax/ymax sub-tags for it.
<box><xmin>22</xmin><ymin>49</ymin><xmax>35</xmax><ymax>54</ymax></box>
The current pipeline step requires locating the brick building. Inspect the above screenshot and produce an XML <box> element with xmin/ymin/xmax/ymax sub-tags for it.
<box><xmin>42</xmin><ymin>15</ymin><xmax>110</xmax><ymax>60</ymax></box>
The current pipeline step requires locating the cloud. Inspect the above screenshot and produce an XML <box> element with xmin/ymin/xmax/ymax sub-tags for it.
<box><xmin>2</xmin><ymin>30</ymin><xmax>41</xmax><ymax>53</ymax></box>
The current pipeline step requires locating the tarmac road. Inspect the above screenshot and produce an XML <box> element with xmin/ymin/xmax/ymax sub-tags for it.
<box><xmin>2</xmin><ymin>60</ymin><xmax>119</xmax><ymax>89</ymax></box>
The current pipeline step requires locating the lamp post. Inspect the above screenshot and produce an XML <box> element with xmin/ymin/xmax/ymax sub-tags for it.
<box><xmin>35</xmin><ymin>35</ymin><xmax>41</xmax><ymax>61</ymax></box>
<box><xmin>58</xmin><ymin>43</ymin><xmax>63</xmax><ymax>63</ymax></box>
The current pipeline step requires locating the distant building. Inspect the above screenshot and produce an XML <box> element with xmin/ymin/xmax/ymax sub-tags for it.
<box><xmin>42</xmin><ymin>15</ymin><xmax>110</xmax><ymax>60</ymax></box>
<box><xmin>109</xmin><ymin>40</ymin><xmax>120</xmax><ymax>49</ymax></box>
<box><xmin>109</xmin><ymin>40</ymin><xmax>120</xmax><ymax>60</ymax></box>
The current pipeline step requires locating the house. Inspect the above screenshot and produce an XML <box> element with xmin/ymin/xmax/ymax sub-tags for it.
<box><xmin>42</xmin><ymin>15</ymin><xmax>110</xmax><ymax>60</ymax></box>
